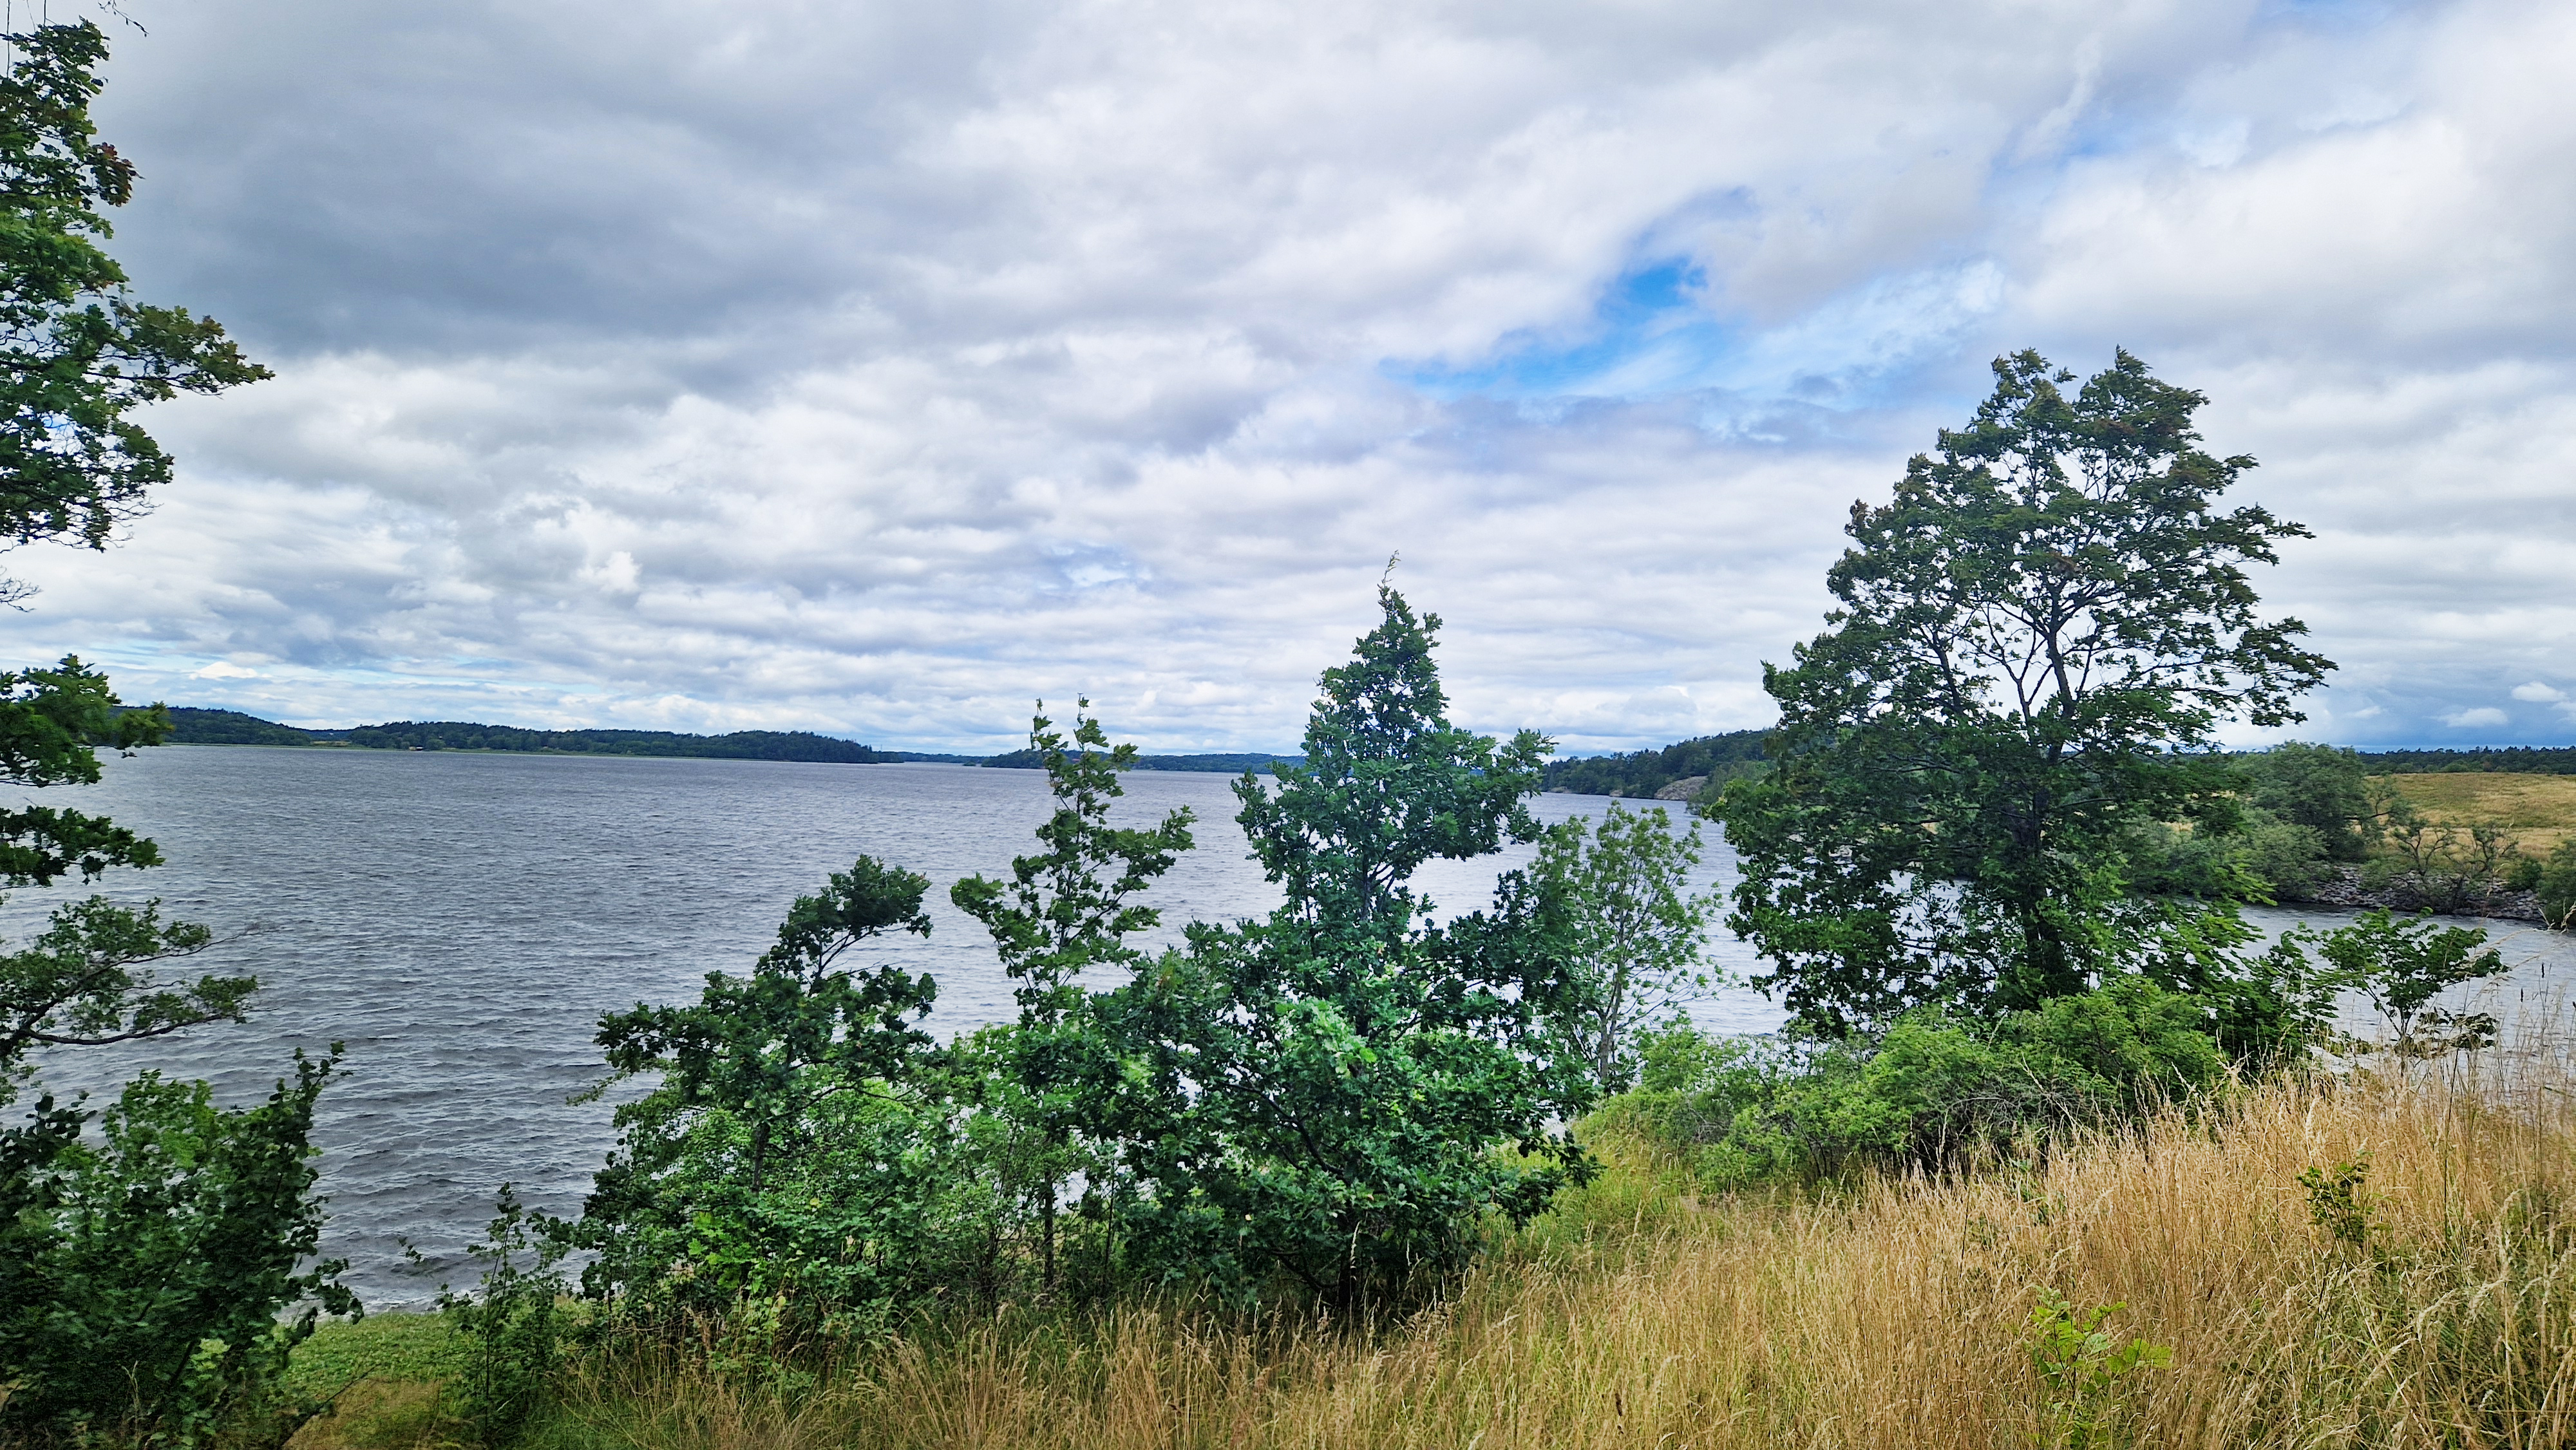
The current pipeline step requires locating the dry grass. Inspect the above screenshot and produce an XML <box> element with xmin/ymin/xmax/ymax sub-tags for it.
<box><xmin>476</xmin><ymin>1051</ymin><xmax>2576</xmax><ymax>1450</ymax></box>
<box><xmin>2381</xmin><ymin>773</ymin><xmax>2576</xmax><ymax>856</ymax></box>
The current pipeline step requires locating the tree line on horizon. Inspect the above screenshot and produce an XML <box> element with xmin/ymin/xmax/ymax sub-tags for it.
<box><xmin>154</xmin><ymin>707</ymin><xmax>1315</xmax><ymax>772</ymax></box>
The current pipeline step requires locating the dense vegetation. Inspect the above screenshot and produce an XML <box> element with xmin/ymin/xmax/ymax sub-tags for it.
<box><xmin>290</xmin><ymin>1058</ymin><xmax>2576</xmax><ymax>1450</ymax></box>
<box><xmin>335</xmin><ymin>722</ymin><xmax>900</xmax><ymax>763</ymax></box>
<box><xmin>1540</xmin><ymin>727</ymin><xmax>1765</xmax><ymax>800</ymax></box>
<box><xmin>1557</xmin><ymin>736</ymin><xmax>2570</xmax><ymax>934</ymax></box>
<box><xmin>2351</xmin><ymin>745</ymin><xmax>2576</xmax><ymax>773</ymax></box>
<box><xmin>527</xmin><ymin>590</ymin><xmax>1599</xmax><ymax>1339</ymax></box>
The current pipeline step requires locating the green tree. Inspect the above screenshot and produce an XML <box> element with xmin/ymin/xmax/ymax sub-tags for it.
<box><xmin>0</xmin><ymin>19</ymin><xmax>269</xmax><ymax>593</ymax></box>
<box><xmin>0</xmin><ymin>1053</ymin><xmax>352</xmax><ymax>1448</ymax></box>
<box><xmin>950</xmin><ymin>701</ymin><xmax>1194</xmax><ymax>1294</ymax></box>
<box><xmin>576</xmin><ymin>857</ymin><xmax>958</xmax><ymax>1326</ymax></box>
<box><xmin>1716</xmin><ymin>350</ymin><xmax>2331</xmax><ymax>1033</ymax></box>
<box><xmin>2242</xmin><ymin>742</ymin><xmax>2376</xmax><ymax>862</ymax></box>
<box><xmin>2313</xmin><ymin>908</ymin><xmax>2506</xmax><ymax>1054</ymax></box>
<box><xmin>1531</xmin><ymin>801</ymin><xmax>1725</xmax><ymax>1093</ymax></box>
<box><xmin>0</xmin><ymin>17</ymin><xmax>270</xmax><ymax>1114</ymax></box>
<box><xmin>1093</xmin><ymin>586</ymin><xmax>1594</xmax><ymax>1304</ymax></box>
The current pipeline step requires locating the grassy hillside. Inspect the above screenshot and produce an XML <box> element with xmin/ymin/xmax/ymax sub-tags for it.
<box><xmin>2381</xmin><ymin>771</ymin><xmax>2576</xmax><ymax>856</ymax></box>
<box><xmin>287</xmin><ymin>1057</ymin><xmax>2576</xmax><ymax>1450</ymax></box>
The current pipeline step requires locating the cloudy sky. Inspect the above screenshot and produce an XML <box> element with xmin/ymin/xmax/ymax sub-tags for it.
<box><xmin>3</xmin><ymin>0</ymin><xmax>2570</xmax><ymax>753</ymax></box>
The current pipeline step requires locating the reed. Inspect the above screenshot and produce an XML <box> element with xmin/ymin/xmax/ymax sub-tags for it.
<box><xmin>314</xmin><ymin>1048</ymin><xmax>2576</xmax><ymax>1450</ymax></box>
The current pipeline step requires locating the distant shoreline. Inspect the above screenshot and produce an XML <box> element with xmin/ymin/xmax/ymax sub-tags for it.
<box><xmin>146</xmin><ymin>706</ymin><xmax>1301</xmax><ymax>773</ymax></box>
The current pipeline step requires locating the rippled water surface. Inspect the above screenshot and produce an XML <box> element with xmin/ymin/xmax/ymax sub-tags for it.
<box><xmin>13</xmin><ymin>746</ymin><xmax>1786</xmax><ymax>1307</ymax></box>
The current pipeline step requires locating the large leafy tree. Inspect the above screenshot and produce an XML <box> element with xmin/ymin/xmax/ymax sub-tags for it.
<box><xmin>1717</xmin><ymin>350</ymin><xmax>2331</xmax><ymax>1033</ymax></box>
<box><xmin>0</xmin><ymin>12</ymin><xmax>269</xmax><ymax>1082</ymax></box>
<box><xmin>1095</xmin><ymin>587</ymin><xmax>1594</xmax><ymax>1304</ymax></box>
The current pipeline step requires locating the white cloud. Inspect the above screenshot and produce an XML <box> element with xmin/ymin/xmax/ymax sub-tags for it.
<box><xmin>2513</xmin><ymin>681</ymin><xmax>2566</xmax><ymax>702</ymax></box>
<box><xmin>0</xmin><ymin>0</ymin><xmax>2559</xmax><ymax>751</ymax></box>
<box><xmin>2443</xmin><ymin>707</ymin><xmax>2511</xmax><ymax>730</ymax></box>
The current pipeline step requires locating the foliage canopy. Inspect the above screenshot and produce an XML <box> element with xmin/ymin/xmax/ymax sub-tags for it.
<box><xmin>0</xmin><ymin>21</ymin><xmax>268</xmax><ymax>578</ymax></box>
<box><xmin>1090</xmin><ymin>587</ymin><xmax>1594</xmax><ymax>1303</ymax></box>
<box><xmin>1717</xmin><ymin>350</ymin><xmax>2331</xmax><ymax>1032</ymax></box>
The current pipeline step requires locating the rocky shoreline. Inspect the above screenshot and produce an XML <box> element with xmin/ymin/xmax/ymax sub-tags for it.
<box><xmin>2284</xmin><ymin>864</ymin><xmax>2547</xmax><ymax>923</ymax></box>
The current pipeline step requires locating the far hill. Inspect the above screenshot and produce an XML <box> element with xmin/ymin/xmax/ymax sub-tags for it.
<box><xmin>160</xmin><ymin>706</ymin><xmax>319</xmax><ymax>746</ymax></box>
<box><xmin>151</xmin><ymin>707</ymin><xmax>1256</xmax><ymax>768</ymax></box>
<box><xmin>979</xmin><ymin>749</ymin><xmax>1305</xmax><ymax>775</ymax></box>
<box><xmin>153</xmin><ymin>708</ymin><xmax>905</xmax><ymax>764</ymax></box>
<box><xmin>339</xmin><ymin>720</ymin><xmax>902</xmax><ymax>763</ymax></box>
<box><xmin>1543</xmin><ymin>728</ymin><xmax>1769</xmax><ymax>800</ymax></box>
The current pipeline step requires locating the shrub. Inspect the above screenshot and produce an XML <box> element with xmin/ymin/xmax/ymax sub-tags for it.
<box><xmin>435</xmin><ymin>1187</ymin><xmax>570</xmax><ymax>1448</ymax></box>
<box><xmin>1593</xmin><ymin>977</ymin><xmax>2227</xmax><ymax>1190</ymax></box>
<box><xmin>573</xmin><ymin>858</ymin><xmax>1010</xmax><ymax>1332</ymax></box>
<box><xmin>1091</xmin><ymin>587</ymin><xmax>1595</xmax><ymax>1304</ymax></box>
<box><xmin>1531</xmin><ymin>802</ymin><xmax>1726</xmax><ymax>1093</ymax></box>
<box><xmin>0</xmin><ymin>1052</ymin><xmax>354</xmax><ymax>1448</ymax></box>
<box><xmin>2120</xmin><ymin>806</ymin><xmax>2328</xmax><ymax>903</ymax></box>
<box><xmin>2025</xmin><ymin>1288</ymin><xmax>2172</xmax><ymax>1450</ymax></box>
<box><xmin>2311</xmin><ymin>907</ymin><xmax>2506</xmax><ymax>1053</ymax></box>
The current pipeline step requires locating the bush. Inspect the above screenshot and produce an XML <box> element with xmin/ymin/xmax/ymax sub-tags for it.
<box><xmin>2367</xmin><ymin>812</ymin><xmax>2524</xmax><ymax>914</ymax></box>
<box><xmin>1092</xmin><ymin>588</ymin><xmax>1593</xmax><ymax>1305</ymax></box>
<box><xmin>2121</xmin><ymin>807</ymin><xmax>2329</xmax><ymax>903</ymax></box>
<box><xmin>573</xmin><ymin>858</ymin><xmax>1024</xmax><ymax>1334</ymax></box>
<box><xmin>0</xmin><ymin>1052</ymin><xmax>354</xmax><ymax>1449</ymax></box>
<box><xmin>2309</xmin><ymin>907</ymin><xmax>2506</xmax><ymax>1053</ymax></box>
<box><xmin>1593</xmin><ymin>977</ymin><xmax>2228</xmax><ymax>1190</ymax></box>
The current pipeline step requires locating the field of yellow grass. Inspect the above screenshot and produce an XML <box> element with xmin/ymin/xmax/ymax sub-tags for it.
<box><xmin>2381</xmin><ymin>772</ymin><xmax>2576</xmax><ymax>856</ymax></box>
<box><xmin>301</xmin><ymin>1048</ymin><xmax>2576</xmax><ymax>1450</ymax></box>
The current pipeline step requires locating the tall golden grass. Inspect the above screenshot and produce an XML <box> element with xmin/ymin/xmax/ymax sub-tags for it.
<box><xmin>363</xmin><ymin>1049</ymin><xmax>2576</xmax><ymax>1450</ymax></box>
<box><xmin>2382</xmin><ymin>772</ymin><xmax>2576</xmax><ymax>856</ymax></box>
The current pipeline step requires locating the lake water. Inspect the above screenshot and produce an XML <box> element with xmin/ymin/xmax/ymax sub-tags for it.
<box><xmin>12</xmin><ymin>746</ymin><xmax>2572</xmax><ymax>1309</ymax></box>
